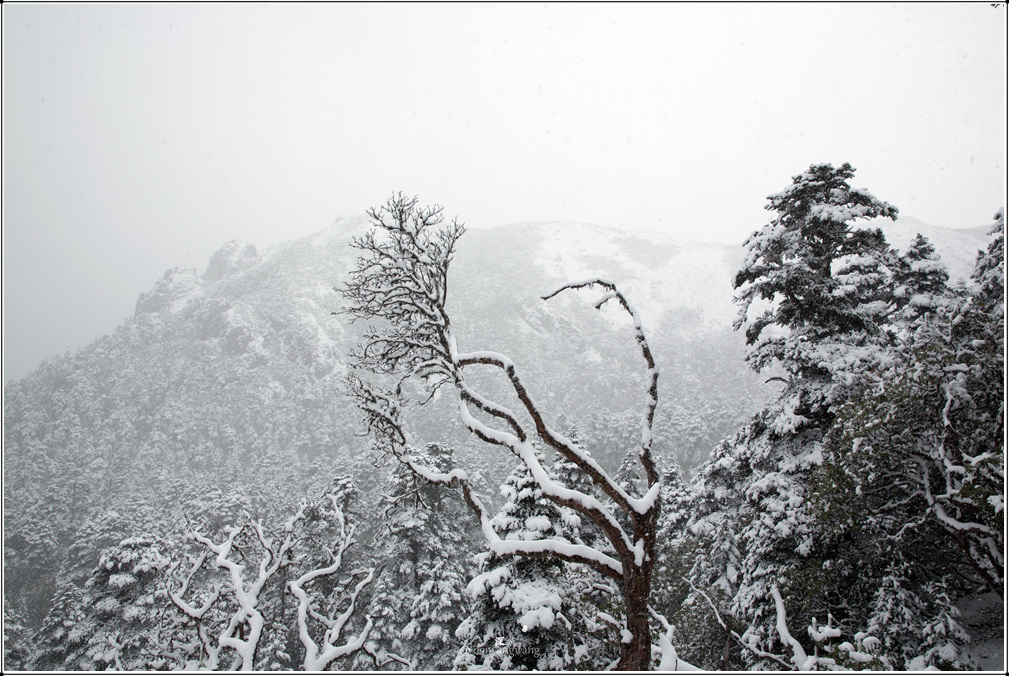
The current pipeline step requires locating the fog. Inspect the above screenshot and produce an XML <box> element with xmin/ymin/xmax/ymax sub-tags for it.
<box><xmin>2</xmin><ymin>2</ymin><xmax>1005</xmax><ymax>383</ymax></box>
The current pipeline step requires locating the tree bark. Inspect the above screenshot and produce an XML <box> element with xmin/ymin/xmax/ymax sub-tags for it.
<box><xmin>619</xmin><ymin>565</ymin><xmax>655</xmax><ymax>670</ymax></box>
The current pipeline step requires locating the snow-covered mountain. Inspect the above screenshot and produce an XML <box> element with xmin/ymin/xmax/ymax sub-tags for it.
<box><xmin>2</xmin><ymin>215</ymin><xmax>990</xmax><ymax>630</ymax></box>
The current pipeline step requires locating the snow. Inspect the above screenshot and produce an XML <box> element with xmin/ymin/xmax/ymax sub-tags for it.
<box><xmin>987</xmin><ymin>495</ymin><xmax>1003</xmax><ymax>512</ymax></box>
<box><xmin>634</xmin><ymin>482</ymin><xmax>662</xmax><ymax>516</ymax></box>
<box><xmin>560</xmin><ymin>509</ymin><xmax>581</xmax><ymax>529</ymax></box>
<box><xmin>810</xmin><ymin>203</ymin><xmax>877</xmax><ymax>222</ymax></box>
<box><xmin>906</xmin><ymin>655</ymin><xmax>941</xmax><ymax>671</ymax></box>
<box><xmin>531</xmin><ymin>221</ymin><xmax>741</xmax><ymax>330</ymax></box>
<box><xmin>468</xmin><ymin>566</ymin><xmax>512</xmax><ymax>597</ymax></box>
<box><xmin>771</xmin><ymin>585</ymin><xmax>808</xmax><ymax>668</ymax></box>
<box><xmin>94</xmin><ymin>597</ymin><xmax>120</xmax><ymax>613</ymax></box>
<box><xmin>107</xmin><ymin>573</ymin><xmax>137</xmax><ymax>589</ymax></box>
<box><xmin>518</xmin><ymin>606</ymin><xmax>556</xmax><ymax>632</ymax></box>
<box><xmin>807</xmin><ymin>618</ymin><xmax>842</xmax><ymax>643</ymax></box>
<box><xmin>523</xmin><ymin>515</ymin><xmax>553</xmax><ymax>532</ymax></box>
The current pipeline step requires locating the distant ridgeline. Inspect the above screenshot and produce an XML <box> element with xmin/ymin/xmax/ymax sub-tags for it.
<box><xmin>2</xmin><ymin>211</ymin><xmax>992</xmax><ymax>668</ymax></box>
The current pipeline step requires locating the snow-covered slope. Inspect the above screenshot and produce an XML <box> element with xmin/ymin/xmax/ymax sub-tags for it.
<box><xmin>488</xmin><ymin>221</ymin><xmax>744</xmax><ymax>330</ymax></box>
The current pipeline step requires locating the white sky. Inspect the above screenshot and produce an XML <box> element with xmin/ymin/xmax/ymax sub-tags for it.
<box><xmin>2</xmin><ymin>2</ymin><xmax>1006</xmax><ymax>382</ymax></box>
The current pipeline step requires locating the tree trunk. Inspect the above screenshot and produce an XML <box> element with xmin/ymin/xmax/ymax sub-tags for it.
<box><xmin>617</xmin><ymin>567</ymin><xmax>653</xmax><ymax>670</ymax></box>
<box><xmin>721</xmin><ymin>623</ymin><xmax>732</xmax><ymax>670</ymax></box>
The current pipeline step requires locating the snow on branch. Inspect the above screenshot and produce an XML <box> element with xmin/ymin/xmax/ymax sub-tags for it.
<box><xmin>454</xmin><ymin>345</ymin><xmax>643</xmax><ymax>515</ymax></box>
<box><xmin>770</xmin><ymin>585</ymin><xmax>809</xmax><ymax>669</ymax></box>
<box><xmin>167</xmin><ymin>551</ymin><xmax>220</xmax><ymax>621</ymax></box>
<box><xmin>398</xmin><ymin>448</ymin><xmax>624</xmax><ymax>581</ymax></box>
<box><xmin>649</xmin><ymin>606</ymin><xmax>700</xmax><ymax>671</ymax></box>
<box><xmin>342</xmin><ymin>195</ymin><xmax>669</xmax><ymax>669</ymax></box>
<box><xmin>542</xmin><ymin>278</ymin><xmax>660</xmax><ymax>488</ymax></box>
<box><xmin>167</xmin><ymin>493</ymin><xmax>373</xmax><ymax>671</ymax></box>
<box><xmin>682</xmin><ymin>575</ymin><xmax>794</xmax><ymax>670</ymax></box>
<box><xmin>167</xmin><ymin>520</ymin><xmax>297</xmax><ymax>670</ymax></box>
<box><xmin>288</xmin><ymin>491</ymin><xmax>375</xmax><ymax>670</ymax></box>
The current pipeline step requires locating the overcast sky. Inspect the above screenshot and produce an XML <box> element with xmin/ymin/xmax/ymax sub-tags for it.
<box><xmin>3</xmin><ymin>2</ymin><xmax>1006</xmax><ymax>383</ymax></box>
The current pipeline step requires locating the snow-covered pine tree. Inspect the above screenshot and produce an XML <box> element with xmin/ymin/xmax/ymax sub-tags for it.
<box><xmin>649</xmin><ymin>460</ymin><xmax>693</xmax><ymax>626</ymax></box>
<box><xmin>732</xmin><ymin>161</ymin><xmax>899</xmax><ymax>424</ymax></box>
<box><xmin>892</xmin><ymin>233</ymin><xmax>951</xmax><ymax>325</ymax></box>
<box><xmin>551</xmin><ymin>426</ymin><xmax>602</xmax><ymax>548</ymax></box>
<box><xmin>683</xmin><ymin>404</ymin><xmax>829</xmax><ymax>669</ymax></box>
<box><xmin>455</xmin><ymin>458</ymin><xmax>613</xmax><ymax>670</ymax></box>
<box><xmin>361</xmin><ymin>443</ymin><xmax>477</xmax><ymax>670</ymax></box>
<box><xmin>680</xmin><ymin>164</ymin><xmax>910</xmax><ymax>669</ymax></box>
<box><xmin>2</xmin><ymin>597</ymin><xmax>34</xmax><ymax>670</ymax></box>
<box><xmin>800</xmin><ymin>209</ymin><xmax>1004</xmax><ymax>668</ymax></box>
<box><xmin>3</xmin><ymin>431</ymin><xmax>108</xmax><ymax>632</ymax></box>
<box><xmin>915</xmin><ymin>578</ymin><xmax>975</xmax><ymax>670</ymax></box>
<box><xmin>26</xmin><ymin>582</ymin><xmax>88</xmax><ymax>670</ymax></box>
<box><xmin>614</xmin><ymin>449</ymin><xmax>646</xmax><ymax>497</ymax></box>
<box><xmin>688</xmin><ymin>182</ymin><xmax>1002</xmax><ymax>669</ymax></box>
<box><xmin>63</xmin><ymin>536</ymin><xmax>172</xmax><ymax>670</ymax></box>
<box><xmin>28</xmin><ymin>492</ymin><xmax>170</xmax><ymax>670</ymax></box>
<box><xmin>56</xmin><ymin>494</ymin><xmax>167</xmax><ymax>590</ymax></box>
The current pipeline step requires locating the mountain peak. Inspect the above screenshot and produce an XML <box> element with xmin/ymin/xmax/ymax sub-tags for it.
<box><xmin>134</xmin><ymin>266</ymin><xmax>203</xmax><ymax>316</ymax></box>
<box><xmin>204</xmin><ymin>240</ymin><xmax>261</xmax><ymax>281</ymax></box>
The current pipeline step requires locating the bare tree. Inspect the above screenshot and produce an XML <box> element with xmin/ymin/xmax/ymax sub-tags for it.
<box><xmin>341</xmin><ymin>192</ymin><xmax>664</xmax><ymax>670</ymax></box>
<box><xmin>287</xmin><ymin>490</ymin><xmax>375</xmax><ymax>671</ymax></box>
<box><xmin>167</xmin><ymin>519</ymin><xmax>296</xmax><ymax>670</ymax></box>
<box><xmin>167</xmin><ymin>483</ymin><xmax>375</xmax><ymax>670</ymax></box>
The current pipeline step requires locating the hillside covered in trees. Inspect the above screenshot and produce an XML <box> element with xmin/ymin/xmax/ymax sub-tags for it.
<box><xmin>3</xmin><ymin>164</ymin><xmax>1003</xmax><ymax>670</ymax></box>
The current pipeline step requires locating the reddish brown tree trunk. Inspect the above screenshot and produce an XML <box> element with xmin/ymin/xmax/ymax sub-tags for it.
<box><xmin>617</xmin><ymin>565</ymin><xmax>654</xmax><ymax>670</ymax></box>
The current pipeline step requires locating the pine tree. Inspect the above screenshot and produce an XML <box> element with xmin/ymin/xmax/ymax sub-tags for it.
<box><xmin>650</xmin><ymin>461</ymin><xmax>693</xmax><ymax>622</ymax></box>
<box><xmin>27</xmin><ymin>582</ymin><xmax>89</xmax><ymax>670</ymax></box>
<box><xmin>362</xmin><ymin>443</ymin><xmax>477</xmax><ymax>670</ymax></box>
<box><xmin>893</xmin><ymin>233</ymin><xmax>951</xmax><ymax>325</ymax></box>
<box><xmin>680</xmin><ymin>164</ymin><xmax>914</xmax><ymax>669</ymax></box>
<box><xmin>455</xmin><ymin>460</ymin><xmax>582</xmax><ymax>670</ymax></box>
<box><xmin>732</xmin><ymin>162</ymin><xmax>899</xmax><ymax>423</ymax></box>
<box><xmin>973</xmin><ymin>208</ymin><xmax>1005</xmax><ymax>319</ymax></box>
<box><xmin>3</xmin><ymin>596</ymin><xmax>35</xmax><ymax>670</ymax></box>
<box><xmin>72</xmin><ymin>536</ymin><xmax>173</xmax><ymax>670</ymax></box>
<box><xmin>794</xmin><ymin>210</ymin><xmax>1005</xmax><ymax>668</ymax></box>
<box><xmin>552</xmin><ymin>429</ymin><xmax>602</xmax><ymax>548</ymax></box>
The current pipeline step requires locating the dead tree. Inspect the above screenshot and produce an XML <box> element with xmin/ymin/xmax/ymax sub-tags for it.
<box><xmin>167</xmin><ymin>484</ymin><xmax>375</xmax><ymax>670</ymax></box>
<box><xmin>167</xmin><ymin>519</ymin><xmax>298</xmax><ymax>670</ymax></box>
<box><xmin>287</xmin><ymin>490</ymin><xmax>375</xmax><ymax>671</ymax></box>
<box><xmin>341</xmin><ymin>193</ymin><xmax>664</xmax><ymax>670</ymax></box>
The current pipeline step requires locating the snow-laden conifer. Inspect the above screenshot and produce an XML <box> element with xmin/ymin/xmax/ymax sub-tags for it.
<box><xmin>455</xmin><ymin>457</ymin><xmax>620</xmax><ymax>669</ymax></box>
<box><xmin>684</xmin><ymin>165</ymin><xmax>1002</xmax><ymax>669</ymax></box>
<box><xmin>361</xmin><ymin>443</ymin><xmax>477</xmax><ymax>670</ymax></box>
<box><xmin>733</xmin><ymin>162</ymin><xmax>899</xmax><ymax>422</ymax></box>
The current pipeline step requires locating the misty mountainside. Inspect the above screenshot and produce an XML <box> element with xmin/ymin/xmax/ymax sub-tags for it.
<box><xmin>2</xmin><ymin>214</ymin><xmax>988</xmax><ymax>635</ymax></box>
